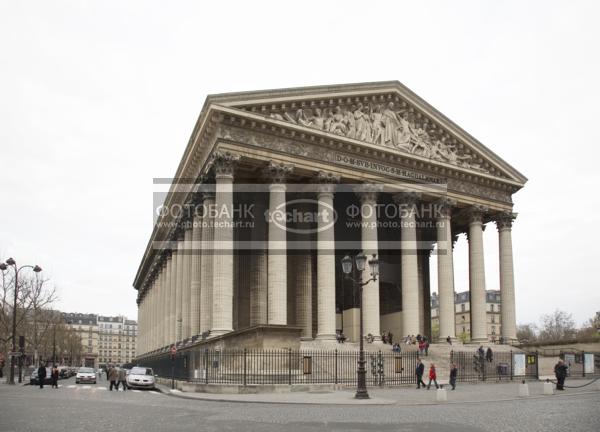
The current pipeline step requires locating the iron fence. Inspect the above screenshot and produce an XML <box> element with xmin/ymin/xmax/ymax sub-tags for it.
<box><xmin>137</xmin><ymin>349</ymin><xmax>421</xmax><ymax>386</ymax></box>
<box><xmin>450</xmin><ymin>350</ymin><xmax>539</xmax><ymax>382</ymax></box>
<box><xmin>560</xmin><ymin>351</ymin><xmax>600</xmax><ymax>377</ymax></box>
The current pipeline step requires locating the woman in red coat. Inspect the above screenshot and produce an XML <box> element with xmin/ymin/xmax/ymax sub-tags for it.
<box><xmin>427</xmin><ymin>363</ymin><xmax>439</xmax><ymax>389</ymax></box>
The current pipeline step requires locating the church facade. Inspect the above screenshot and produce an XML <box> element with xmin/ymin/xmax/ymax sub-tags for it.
<box><xmin>133</xmin><ymin>82</ymin><xmax>526</xmax><ymax>358</ymax></box>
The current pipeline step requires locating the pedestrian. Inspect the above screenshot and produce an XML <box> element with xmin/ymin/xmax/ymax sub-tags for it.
<box><xmin>51</xmin><ymin>365</ymin><xmax>59</xmax><ymax>389</ymax></box>
<box><xmin>117</xmin><ymin>366</ymin><xmax>127</xmax><ymax>391</ymax></box>
<box><xmin>426</xmin><ymin>363</ymin><xmax>439</xmax><ymax>389</ymax></box>
<box><xmin>415</xmin><ymin>357</ymin><xmax>426</xmax><ymax>389</ymax></box>
<box><xmin>554</xmin><ymin>359</ymin><xmax>568</xmax><ymax>390</ymax></box>
<box><xmin>446</xmin><ymin>336</ymin><xmax>452</xmax><ymax>345</ymax></box>
<box><xmin>108</xmin><ymin>365</ymin><xmax>118</xmax><ymax>391</ymax></box>
<box><xmin>449</xmin><ymin>362</ymin><xmax>458</xmax><ymax>390</ymax></box>
<box><xmin>418</xmin><ymin>340</ymin><xmax>425</xmax><ymax>355</ymax></box>
<box><xmin>37</xmin><ymin>364</ymin><xmax>47</xmax><ymax>389</ymax></box>
<box><xmin>425</xmin><ymin>340</ymin><xmax>430</xmax><ymax>357</ymax></box>
<box><xmin>478</xmin><ymin>345</ymin><xmax>485</xmax><ymax>360</ymax></box>
<box><xmin>486</xmin><ymin>347</ymin><xmax>493</xmax><ymax>363</ymax></box>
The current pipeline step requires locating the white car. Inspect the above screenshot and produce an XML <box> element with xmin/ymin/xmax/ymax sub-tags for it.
<box><xmin>126</xmin><ymin>367</ymin><xmax>155</xmax><ymax>389</ymax></box>
<box><xmin>75</xmin><ymin>367</ymin><xmax>97</xmax><ymax>384</ymax></box>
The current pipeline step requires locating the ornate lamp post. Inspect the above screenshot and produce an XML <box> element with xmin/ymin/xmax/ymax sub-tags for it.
<box><xmin>341</xmin><ymin>252</ymin><xmax>379</xmax><ymax>399</ymax></box>
<box><xmin>0</xmin><ymin>258</ymin><xmax>42</xmax><ymax>385</ymax></box>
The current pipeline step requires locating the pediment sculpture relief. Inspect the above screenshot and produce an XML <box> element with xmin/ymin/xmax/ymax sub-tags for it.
<box><xmin>268</xmin><ymin>102</ymin><xmax>488</xmax><ymax>173</ymax></box>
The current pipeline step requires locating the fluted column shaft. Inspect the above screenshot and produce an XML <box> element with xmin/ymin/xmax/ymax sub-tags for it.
<box><xmin>267</xmin><ymin>170</ymin><xmax>290</xmax><ymax>325</ymax></box>
<box><xmin>436</xmin><ymin>200</ymin><xmax>456</xmax><ymax>341</ymax></box>
<box><xmin>468</xmin><ymin>207</ymin><xmax>488</xmax><ymax>342</ymax></box>
<box><xmin>211</xmin><ymin>155</ymin><xmax>238</xmax><ymax>336</ymax></box>
<box><xmin>316</xmin><ymin>180</ymin><xmax>337</xmax><ymax>339</ymax></box>
<box><xmin>396</xmin><ymin>193</ymin><xmax>420</xmax><ymax>337</ymax></box>
<box><xmin>175</xmin><ymin>236</ymin><xmax>184</xmax><ymax>342</ymax></box>
<box><xmin>496</xmin><ymin>213</ymin><xmax>517</xmax><ymax>343</ymax></box>
<box><xmin>190</xmin><ymin>208</ymin><xmax>203</xmax><ymax>337</ymax></box>
<box><xmin>250</xmin><ymin>199</ymin><xmax>267</xmax><ymax>326</ymax></box>
<box><xmin>169</xmin><ymin>251</ymin><xmax>177</xmax><ymax>344</ymax></box>
<box><xmin>163</xmin><ymin>256</ymin><xmax>172</xmax><ymax>346</ymax></box>
<box><xmin>181</xmin><ymin>227</ymin><xmax>193</xmax><ymax>339</ymax></box>
<box><xmin>359</xmin><ymin>190</ymin><xmax>381</xmax><ymax>341</ymax></box>
<box><xmin>200</xmin><ymin>194</ymin><xmax>215</xmax><ymax>334</ymax></box>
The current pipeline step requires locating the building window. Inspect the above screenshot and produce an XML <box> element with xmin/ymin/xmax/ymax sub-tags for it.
<box><xmin>461</xmin><ymin>304</ymin><xmax>465</xmax><ymax>312</ymax></box>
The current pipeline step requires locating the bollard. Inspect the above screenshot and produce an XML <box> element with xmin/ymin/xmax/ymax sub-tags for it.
<box><xmin>436</xmin><ymin>386</ymin><xmax>447</xmax><ymax>402</ymax></box>
<box><xmin>543</xmin><ymin>380</ymin><xmax>554</xmax><ymax>395</ymax></box>
<box><xmin>518</xmin><ymin>380</ymin><xmax>529</xmax><ymax>397</ymax></box>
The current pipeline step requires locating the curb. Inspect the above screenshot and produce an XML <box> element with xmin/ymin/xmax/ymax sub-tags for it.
<box><xmin>153</xmin><ymin>384</ymin><xmax>599</xmax><ymax>406</ymax></box>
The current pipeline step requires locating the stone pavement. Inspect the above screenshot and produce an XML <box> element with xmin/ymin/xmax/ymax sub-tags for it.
<box><xmin>155</xmin><ymin>377</ymin><xmax>600</xmax><ymax>405</ymax></box>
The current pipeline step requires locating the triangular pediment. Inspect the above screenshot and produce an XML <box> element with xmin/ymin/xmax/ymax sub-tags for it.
<box><xmin>202</xmin><ymin>81</ymin><xmax>527</xmax><ymax>185</ymax></box>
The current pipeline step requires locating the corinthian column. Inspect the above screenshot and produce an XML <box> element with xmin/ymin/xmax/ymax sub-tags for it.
<box><xmin>316</xmin><ymin>172</ymin><xmax>339</xmax><ymax>340</ymax></box>
<box><xmin>358</xmin><ymin>187</ymin><xmax>381</xmax><ymax>342</ymax></box>
<box><xmin>169</xmin><ymin>247</ymin><xmax>177</xmax><ymax>344</ymax></box>
<box><xmin>249</xmin><ymin>196</ymin><xmax>267</xmax><ymax>326</ymax></box>
<box><xmin>395</xmin><ymin>192</ymin><xmax>421</xmax><ymax>338</ymax></box>
<box><xmin>175</xmin><ymin>231</ymin><xmax>185</xmax><ymax>342</ymax></box>
<box><xmin>468</xmin><ymin>206</ymin><xmax>488</xmax><ymax>343</ymax></box>
<box><xmin>181</xmin><ymin>225</ymin><xmax>193</xmax><ymax>339</ymax></box>
<box><xmin>436</xmin><ymin>198</ymin><xmax>457</xmax><ymax>342</ymax></box>
<box><xmin>163</xmin><ymin>253</ymin><xmax>172</xmax><ymax>346</ymax></box>
<box><xmin>200</xmin><ymin>193</ymin><xmax>215</xmax><ymax>334</ymax></box>
<box><xmin>190</xmin><ymin>203</ymin><xmax>203</xmax><ymax>337</ymax></box>
<box><xmin>495</xmin><ymin>212</ymin><xmax>517</xmax><ymax>344</ymax></box>
<box><xmin>211</xmin><ymin>152</ymin><xmax>239</xmax><ymax>336</ymax></box>
<box><xmin>265</xmin><ymin>162</ymin><xmax>293</xmax><ymax>325</ymax></box>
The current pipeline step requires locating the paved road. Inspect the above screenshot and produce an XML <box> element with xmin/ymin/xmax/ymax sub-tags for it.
<box><xmin>1</xmin><ymin>377</ymin><xmax>599</xmax><ymax>432</ymax></box>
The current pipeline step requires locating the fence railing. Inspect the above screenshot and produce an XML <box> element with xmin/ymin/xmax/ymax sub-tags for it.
<box><xmin>450</xmin><ymin>350</ymin><xmax>539</xmax><ymax>382</ymax></box>
<box><xmin>136</xmin><ymin>349</ymin><xmax>420</xmax><ymax>386</ymax></box>
<box><xmin>129</xmin><ymin>349</ymin><xmax>599</xmax><ymax>386</ymax></box>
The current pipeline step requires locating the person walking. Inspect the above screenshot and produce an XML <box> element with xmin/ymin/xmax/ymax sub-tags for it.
<box><xmin>37</xmin><ymin>364</ymin><xmax>47</xmax><ymax>389</ymax></box>
<box><xmin>117</xmin><ymin>366</ymin><xmax>127</xmax><ymax>391</ymax></box>
<box><xmin>424</xmin><ymin>339</ymin><xmax>430</xmax><ymax>357</ymax></box>
<box><xmin>51</xmin><ymin>365</ymin><xmax>59</xmax><ymax>389</ymax></box>
<box><xmin>108</xmin><ymin>365</ymin><xmax>118</xmax><ymax>391</ymax></box>
<box><xmin>554</xmin><ymin>359</ymin><xmax>568</xmax><ymax>390</ymax></box>
<box><xmin>426</xmin><ymin>363</ymin><xmax>439</xmax><ymax>389</ymax></box>
<box><xmin>415</xmin><ymin>358</ymin><xmax>426</xmax><ymax>389</ymax></box>
<box><xmin>449</xmin><ymin>362</ymin><xmax>458</xmax><ymax>390</ymax></box>
<box><xmin>486</xmin><ymin>347</ymin><xmax>493</xmax><ymax>363</ymax></box>
<box><xmin>446</xmin><ymin>336</ymin><xmax>452</xmax><ymax>345</ymax></box>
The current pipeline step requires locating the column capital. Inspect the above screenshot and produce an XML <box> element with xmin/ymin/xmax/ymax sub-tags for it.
<box><xmin>466</xmin><ymin>205</ymin><xmax>489</xmax><ymax>224</ymax></box>
<box><xmin>210</xmin><ymin>150</ymin><xmax>240</xmax><ymax>178</ymax></box>
<box><xmin>264</xmin><ymin>161</ymin><xmax>293</xmax><ymax>184</ymax></box>
<box><xmin>315</xmin><ymin>171</ymin><xmax>340</xmax><ymax>194</ymax></box>
<box><xmin>393</xmin><ymin>191</ymin><xmax>421</xmax><ymax>208</ymax></box>
<box><xmin>435</xmin><ymin>197</ymin><xmax>457</xmax><ymax>219</ymax></box>
<box><xmin>355</xmin><ymin>184</ymin><xmax>382</xmax><ymax>204</ymax></box>
<box><xmin>494</xmin><ymin>212</ymin><xmax>517</xmax><ymax>231</ymax></box>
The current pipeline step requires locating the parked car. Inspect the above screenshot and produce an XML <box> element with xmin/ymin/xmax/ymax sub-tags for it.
<box><xmin>29</xmin><ymin>367</ymin><xmax>52</xmax><ymax>386</ymax></box>
<box><xmin>75</xmin><ymin>367</ymin><xmax>96</xmax><ymax>384</ymax></box>
<box><xmin>125</xmin><ymin>367</ymin><xmax>155</xmax><ymax>389</ymax></box>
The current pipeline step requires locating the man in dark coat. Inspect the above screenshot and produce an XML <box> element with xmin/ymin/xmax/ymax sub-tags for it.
<box><xmin>51</xmin><ymin>365</ymin><xmax>59</xmax><ymax>389</ymax></box>
<box><xmin>415</xmin><ymin>357</ymin><xmax>426</xmax><ymax>389</ymax></box>
<box><xmin>486</xmin><ymin>347</ymin><xmax>493</xmax><ymax>363</ymax></box>
<box><xmin>37</xmin><ymin>364</ymin><xmax>47</xmax><ymax>389</ymax></box>
<box><xmin>554</xmin><ymin>359</ymin><xmax>568</xmax><ymax>390</ymax></box>
<box><xmin>449</xmin><ymin>362</ymin><xmax>458</xmax><ymax>390</ymax></box>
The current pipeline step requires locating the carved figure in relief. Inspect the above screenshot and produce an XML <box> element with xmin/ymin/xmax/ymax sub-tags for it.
<box><xmin>264</xmin><ymin>100</ymin><xmax>486</xmax><ymax>172</ymax></box>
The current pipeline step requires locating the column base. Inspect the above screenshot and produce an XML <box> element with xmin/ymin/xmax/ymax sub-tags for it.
<box><xmin>469</xmin><ymin>337</ymin><xmax>489</xmax><ymax>344</ymax></box>
<box><xmin>300</xmin><ymin>336</ymin><xmax>314</xmax><ymax>341</ymax></box>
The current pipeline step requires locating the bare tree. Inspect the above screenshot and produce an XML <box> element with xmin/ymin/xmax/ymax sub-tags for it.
<box><xmin>517</xmin><ymin>323</ymin><xmax>538</xmax><ymax>343</ymax></box>
<box><xmin>538</xmin><ymin>309</ymin><xmax>577</xmax><ymax>341</ymax></box>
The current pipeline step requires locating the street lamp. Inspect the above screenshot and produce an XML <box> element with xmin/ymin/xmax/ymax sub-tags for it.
<box><xmin>341</xmin><ymin>252</ymin><xmax>379</xmax><ymax>399</ymax></box>
<box><xmin>0</xmin><ymin>258</ymin><xmax>42</xmax><ymax>385</ymax></box>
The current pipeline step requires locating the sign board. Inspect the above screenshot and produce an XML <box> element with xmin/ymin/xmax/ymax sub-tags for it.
<box><xmin>584</xmin><ymin>353</ymin><xmax>594</xmax><ymax>374</ymax></box>
<box><xmin>513</xmin><ymin>353</ymin><xmax>526</xmax><ymax>376</ymax></box>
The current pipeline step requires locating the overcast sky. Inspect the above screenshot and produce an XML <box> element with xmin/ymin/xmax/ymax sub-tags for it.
<box><xmin>1</xmin><ymin>1</ymin><xmax>598</xmax><ymax>327</ymax></box>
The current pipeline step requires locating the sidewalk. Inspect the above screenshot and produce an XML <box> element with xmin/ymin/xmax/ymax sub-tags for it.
<box><xmin>155</xmin><ymin>377</ymin><xmax>600</xmax><ymax>406</ymax></box>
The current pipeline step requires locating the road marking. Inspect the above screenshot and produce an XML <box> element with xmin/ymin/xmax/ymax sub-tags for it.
<box><xmin>132</xmin><ymin>389</ymin><xmax>141</xmax><ymax>393</ymax></box>
<box><xmin>149</xmin><ymin>391</ymin><xmax>159</xmax><ymax>395</ymax></box>
<box><xmin>97</xmin><ymin>387</ymin><xmax>107</xmax><ymax>390</ymax></box>
<box><xmin>67</xmin><ymin>385</ymin><xmax>76</xmax><ymax>389</ymax></box>
<box><xmin>82</xmin><ymin>385</ymin><xmax>91</xmax><ymax>389</ymax></box>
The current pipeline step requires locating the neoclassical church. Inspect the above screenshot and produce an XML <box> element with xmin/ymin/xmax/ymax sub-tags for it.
<box><xmin>134</xmin><ymin>82</ymin><xmax>526</xmax><ymax>357</ymax></box>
